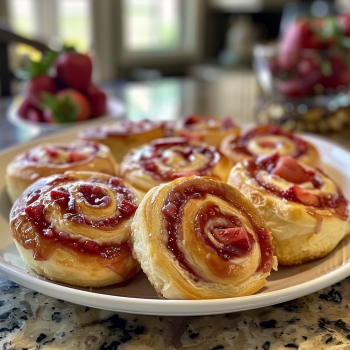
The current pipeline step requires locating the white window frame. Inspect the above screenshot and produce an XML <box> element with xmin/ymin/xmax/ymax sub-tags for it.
<box><xmin>91</xmin><ymin>0</ymin><xmax>205</xmax><ymax>80</ymax></box>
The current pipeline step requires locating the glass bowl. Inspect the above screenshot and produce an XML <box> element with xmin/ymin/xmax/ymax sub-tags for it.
<box><xmin>253</xmin><ymin>43</ymin><xmax>350</xmax><ymax>100</ymax></box>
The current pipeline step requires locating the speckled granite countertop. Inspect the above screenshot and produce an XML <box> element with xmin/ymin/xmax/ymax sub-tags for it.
<box><xmin>0</xmin><ymin>272</ymin><xmax>349</xmax><ymax>350</ymax></box>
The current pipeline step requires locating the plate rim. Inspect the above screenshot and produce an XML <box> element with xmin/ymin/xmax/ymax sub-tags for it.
<box><xmin>0</xmin><ymin>132</ymin><xmax>350</xmax><ymax>316</ymax></box>
<box><xmin>0</xmin><ymin>244</ymin><xmax>349</xmax><ymax>316</ymax></box>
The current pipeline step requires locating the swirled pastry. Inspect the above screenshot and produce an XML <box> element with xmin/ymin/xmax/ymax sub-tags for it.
<box><xmin>10</xmin><ymin>171</ymin><xmax>143</xmax><ymax>287</ymax></box>
<box><xmin>221</xmin><ymin>125</ymin><xmax>319</xmax><ymax>166</ymax></box>
<box><xmin>120</xmin><ymin>137</ymin><xmax>231</xmax><ymax>192</ymax></box>
<box><xmin>79</xmin><ymin>119</ymin><xmax>165</xmax><ymax>162</ymax></box>
<box><xmin>168</xmin><ymin>115</ymin><xmax>240</xmax><ymax>147</ymax></box>
<box><xmin>6</xmin><ymin>140</ymin><xmax>118</xmax><ymax>203</ymax></box>
<box><xmin>228</xmin><ymin>153</ymin><xmax>350</xmax><ymax>265</ymax></box>
<box><xmin>131</xmin><ymin>176</ymin><xmax>277</xmax><ymax>299</ymax></box>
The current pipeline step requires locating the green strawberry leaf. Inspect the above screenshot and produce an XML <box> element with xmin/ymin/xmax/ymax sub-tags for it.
<box><xmin>41</xmin><ymin>92</ymin><xmax>78</xmax><ymax>123</ymax></box>
<box><xmin>25</xmin><ymin>50</ymin><xmax>59</xmax><ymax>80</ymax></box>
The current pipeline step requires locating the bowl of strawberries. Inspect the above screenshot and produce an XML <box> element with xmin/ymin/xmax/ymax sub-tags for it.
<box><xmin>254</xmin><ymin>14</ymin><xmax>350</xmax><ymax>101</ymax></box>
<box><xmin>8</xmin><ymin>49</ymin><xmax>124</xmax><ymax>133</ymax></box>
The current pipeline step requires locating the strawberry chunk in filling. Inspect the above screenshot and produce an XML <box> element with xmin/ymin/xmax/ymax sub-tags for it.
<box><xmin>245</xmin><ymin>154</ymin><xmax>348</xmax><ymax>218</ymax></box>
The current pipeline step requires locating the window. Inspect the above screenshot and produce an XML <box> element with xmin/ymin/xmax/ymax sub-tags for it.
<box><xmin>7</xmin><ymin>0</ymin><xmax>91</xmax><ymax>53</ymax></box>
<box><xmin>91</xmin><ymin>0</ymin><xmax>205</xmax><ymax>78</ymax></box>
<box><xmin>57</xmin><ymin>0</ymin><xmax>91</xmax><ymax>53</ymax></box>
<box><xmin>7</xmin><ymin>0</ymin><xmax>37</xmax><ymax>38</ymax></box>
<box><xmin>123</xmin><ymin>0</ymin><xmax>181</xmax><ymax>52</ymax></box>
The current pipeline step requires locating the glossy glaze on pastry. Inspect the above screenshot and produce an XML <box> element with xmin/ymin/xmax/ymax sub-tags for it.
<box><xmin>10</xmin><ymin>171</ymin><xmax>143</xmax><ymax>287</ymax></box>
<box><xmin>228</xmin><ymin>153</ymin><xmax>350</xmax><ymax>265</ymax></box>
<box><xmin>131</xmin><ymin>176</ymin><xmax>277</xmax><ymax>299</ymax></box>
<box><xmin>120</xmin><ymin>137</ymin><xmax>232</xmax><ymax>192</ymax></box>
<box><xmin>168</xmin><ymin>115</ymin><xmax>240</xmax><ymax>147</ymax></box>
<box><xmin>6</xmin><ymin>140</ymin><xmax>118</xmax><ymax>203</ymax></box>
<box><xmin>79</xmin><ymin>119</ymin><xmax>165</xmax><ymax>162</ymax></box>
<box><xmin>221</xmin><ymin>125</ymin><xmax>319</xmax><ymax>166</ymax></box>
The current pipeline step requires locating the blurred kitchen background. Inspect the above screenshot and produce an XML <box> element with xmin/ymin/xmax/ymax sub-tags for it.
<box><xmin>1</xmin><ymin>0</ymin><xmax>350</xmax><ymax>147</ymax></box>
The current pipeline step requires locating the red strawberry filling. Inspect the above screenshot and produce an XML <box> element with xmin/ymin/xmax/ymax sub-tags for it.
<box><xmin>46</xmin><ymin>147</ymin><xmax>58</xmax><ymax>157</ymax></box>
<box><xmin>108</xmin><ymin>177</ymin><xmax>122</xmax><ymax>187</ymax></box>
<box><xmin>83</xmin><ymin>240</ymin><xmax>100</xmax><ymax>254</ymax></box>
<box><xmin>212</xmin><ymin>227</ymin><xmax>251</xmax><ymax>250</ymax></box>
<box><xmin>79</xmin><ymin>184</ymin><xmax>109</xmax><ymax>206</ymax></box>
<box><xmin>184</xmin><ymin>115</ymin><xmax>200</xmax><ymax>125</ymax></box>
<box><xmin>258</xmin><ymin>140</ymin><xmax>276</xmax><ymax>148</ymax></box>
<box><xmin>162</xmin><ymin>202</ymin><xmax>178</xmax><ymax>218</ymax></box>
<box><xmin>282</xmin><ymin>185</ymin><xmax>320</xmax><ymax>206</ymax></box>
<box><xmin>143</xmin><ymin>161</ymin><xmax>157</xmax><ymax>173</ymax></box>
<box><xmin>50</xmin><ymin>188</ymin><xmax>70</xmax><ymax>207</ymax></box>
<box><xmin>25</xmin><ymin>204</ymin><xmax>45</xmax><ymax>223</ymax></box>
<box><xmin>222</xmin><ymin>118</ymin><xmax>235</xmax><ymax>129</ymax></box>
<box><xmin>180</xmin><ymin>132</ymin><xmax>204</xmax><ymax>142</ymax></box>
<box><xmin>151</xmin><ymin>137</ymin><xmax>188</xmax><ymax>148</ymax></box>
<box><xmin>256</xmin><ymin>152</ymin><xmax>280</xmax><ymax>172</ymax></box>
<box><xmin>69</xmin><ymin>151</ymin><xmax>89</xmax><ymax>163</ymax></box>
<box><xmin>118</xmin><ymin>200</ymin><xmax>137</xmax><ymax>217</ymax></box>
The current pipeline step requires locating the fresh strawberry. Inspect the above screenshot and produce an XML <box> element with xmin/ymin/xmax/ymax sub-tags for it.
<box><xmin>276</xmin><ymin>68</ymin><xmax>322</xmax><ymax>98</ymax></box>
<box><xmin>278</xmin><ymin>19</ymin><xmax>321</xmax><ymax>71</ymax></box>
<box><xmin>27</xmin><ymin>108</ymin><xmax>44</xmax><ymax>122</ymax></box>
<box><xmin>323</xmin><ymin>56</ymin><xmax>350</xmax><ymax>91</ymax></box>
<box><xmin>282</xmin><ymin>185</ymin><xmax>319</xmax><ymax>206</ymax></box>
<box><xmin>278</xmin><ymin>52</ymin><xmax>300</xmax><ymax>72</ymax></box>
<box><xmin>55</xmin><ymin>51</ymin><xmax>92</xmax><ymax>92</ymax></box>
<box><xmin>212</xmin><ymin>227</ymin><xmax>251</xmax><ymax>250</ymax></box>
<box><xmin>281</xmin><ymin>19</ymin><xmax>321</xmax><ymax>51</ymax></box>
<box><xmin>339</xmin><ymin>14</ymin><xmax>350</xmax><ymax>36</ymax></box>
<box><xmin>86</xmin><ymin>84</ymin><xmax>107</xmax><ymax>118</ymax></box>
<box><xmin>42</xmin><ymin>89</ymin><xmax>91</xmax><ymax>123</ymax></box>
<box><xmin>272</xmin><ymin>156</ymin><xmax>313</xmax><ymax>183</ymax></box>
<box><xmin>118</xmin><ymin>200</ymin><xmax>137</xmax><ymax>217</ymax></box>
<box><xmin>297</xmin><ymin>57</ymin><xmax>318</xmax><ymax>78</ymax></box>
<box><xmin>25</xmin><ymin>74</ymin><xmax>57</xmax><ymax>108</ymax></box>
<box><xmin>17</xmin><ymin>98</ymin><xmax>36</xmax><ymax>119</ymax></box>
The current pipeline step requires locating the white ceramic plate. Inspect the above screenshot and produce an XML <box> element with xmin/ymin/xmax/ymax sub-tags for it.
<box><xmin>6</xmin><ymin>95</ymin><xmax>125</xmax><ymax>137</ymax></box>
<box><xmin>0</xmin><ymin>131</ymin><xmax>350</xmax><ymax>316</ymax></box>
